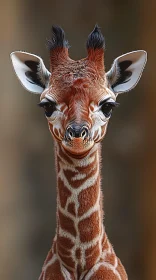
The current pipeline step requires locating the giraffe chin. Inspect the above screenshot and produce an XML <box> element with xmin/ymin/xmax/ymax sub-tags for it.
<box><xmin>62</xmin><ymin>138</ymin><xmax>94</xmax><ymax>158</ymax></box>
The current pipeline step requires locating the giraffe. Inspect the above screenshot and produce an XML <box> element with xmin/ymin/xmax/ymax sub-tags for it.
<box><xmin>10</xmin><ymin>25</ymin><xmax>147</xmax><ymax>280</ymax></box>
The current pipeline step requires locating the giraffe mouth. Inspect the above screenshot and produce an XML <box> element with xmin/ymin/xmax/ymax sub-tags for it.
<box><xmin>62</xmin><ymin>137</ymin><xmax>94</xmax><ymax>157</ymax></box>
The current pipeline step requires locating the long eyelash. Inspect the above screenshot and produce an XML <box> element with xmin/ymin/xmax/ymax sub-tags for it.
<box><xmin>107</xmin><ymin>101</ymin><xmax>120</xmax><ymax>107</ymax></box>
<box><xmin>38</xmin><ymin>100</ymin><xmax>50</xmax><ymax>107</ymax></box>
<box><xmin>38</xmin><ymin>99</ymin><xmax>56</xmax><ymax>108</ymax></box>
<box><xmin>99</xmin><ymin>98</ymin><xmax>110</xmax><ymax>106</ymax></box>
<box><xmin>99</xmin><ymin>100</ymin><xmax>120</xmax><ymax>108</ymax></box>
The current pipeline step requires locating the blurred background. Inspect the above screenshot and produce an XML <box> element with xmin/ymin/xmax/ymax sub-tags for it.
<box><xmin>0</xmin><ymin>0</ymin><xmax>155</xmax><ymax>279</ymax></box>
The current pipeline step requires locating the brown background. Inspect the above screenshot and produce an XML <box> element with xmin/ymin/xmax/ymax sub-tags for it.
<box><xmin>0</xmin><ymin>0</ymin><xmax>155</xmax><ymax>279</ymax></box>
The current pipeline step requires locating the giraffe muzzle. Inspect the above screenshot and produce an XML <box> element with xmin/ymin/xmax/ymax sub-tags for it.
<box><xmin>65</xmin><ymin>125</ymin><xmax>89</xmax><ymax>141</ymax></box>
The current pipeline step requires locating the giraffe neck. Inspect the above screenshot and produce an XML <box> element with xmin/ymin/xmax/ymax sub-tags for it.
<box><xmin>55</xmin><ymin>142</ymin><xmax>105</xmax><ymax>275</ymax></box>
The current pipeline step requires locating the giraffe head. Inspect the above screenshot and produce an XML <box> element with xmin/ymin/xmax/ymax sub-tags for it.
<box><xmin>11</xmin><ymin>25</ymin><xmax>147</xmax><ymax>157</ymax></box>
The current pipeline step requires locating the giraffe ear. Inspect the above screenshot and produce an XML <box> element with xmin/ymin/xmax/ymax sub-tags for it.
<box><xmin>106</xmin><ymin>50</ymin><xmax>147</xmax><ymax>95</ymax></box>
<box><xmin>10</xmin><ymin>51</ymin><xmax>51</xmax><ymax>94</ymax></box>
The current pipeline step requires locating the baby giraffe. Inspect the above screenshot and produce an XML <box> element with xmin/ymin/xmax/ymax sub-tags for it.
<box><xmin>11</xmin><ymin>25</ymin><xmax>147</xmax><ymax>280</ymax></box>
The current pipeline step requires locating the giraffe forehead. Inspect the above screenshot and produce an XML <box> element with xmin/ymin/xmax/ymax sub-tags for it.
<box><xmin>47</xmin><ymin>85</ymin><xmax>109</xmax><ymax>106</ymax></box>
<box><xmin>52</xmin><ymin>59</ymin><xmax>94</xmax><ymax>78</ymax></box>
<box><xmin>40</xmin><ymin>59</ymin><xmax>111</xmax><ymax>104</ymax></box>
<box><xmin>50</xmin><ymin>59</ymin><xmax>105</xmax><ymax>89</ymax></box>
<box><xmin>45</xmin><ymin>71</ymin><xmax>107</xmax><ymax>105</ymax></box>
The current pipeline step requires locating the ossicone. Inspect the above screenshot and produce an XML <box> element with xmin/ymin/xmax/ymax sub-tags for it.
<box><xmin>47</xmin><ymin>25</ymin><xmax>70</xmax><ymax>71</ymax></box>
<box><xmin>47</xmin><ymin>25</ymin><xmax>69</xmax><ymax>50</ymax></box>
<box><xmin>86</xmin><ymin>25</ymin><xmax>105</xmax><ymax>74</ymax></box>
<box><xmin>86</xmin><ymin>24</ymin><xmax>105</xmax><ymax>50</ymax></box>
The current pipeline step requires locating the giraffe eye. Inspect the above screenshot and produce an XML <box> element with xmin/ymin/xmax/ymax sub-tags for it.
<box><xmin>100</xmin><ymin>101</ymin><xmax>119</xmax><ymax>118</ymax></box>
<box><xmin>38</xmin><ymin>99</ymin><xmax>56</xmax><ymax>117</ymax></box>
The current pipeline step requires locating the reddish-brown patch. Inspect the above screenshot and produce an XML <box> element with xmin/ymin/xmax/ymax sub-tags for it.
<box><xmin>77</xmin><ymin>263</ymin><xmax>83</xmax><ymax>278</ymax></box>
<box><xmin>89</xmin><ymin>264</ymin><xmax>117</xmax><ymax>280</ymax></box>
<box><xmin>76</xmin><ymin>153</ymin><xmax>96</xmax><ymax>175</ymax></box>
<box><xmin>44</xmin><ymin>259</ymin><xmax>65</xmax><ymax>280</ymax></box>
<box><xmin>85</xmin><ymin>243</ymin><xmax>100</xmax><ymax>269</ymax></box>
<box><xmin>53</xmin><ymin>240</ymin><xmax>57</xmax><ymax>254</ymax></box>
<box><xmin>78</xmin><ymin>211</ymin><xmax>100</xmax><ymax>242</ymax></box>
<box><xmin>64</xmin><ymin>161</ymin><xmax>98</xmax><ymax>189</ymax></box>
<box><xmin>60</xmin><ymin>254</ymin><xmax>75</xmax><ymax>270</ymax></box>
<box><xmin>57</xmin><ymin>242</ymin><xmax>71</xmax><ymax>256</ymax></box>
<box><xmin>104</xmin><ymin>253</ymin><xmax>116</xmax><ymax>266</ymax></box>
<box><xmin>63</xmin><ymin>169</ymin><xmax>77</xmax><ymax>184</ymax></box>
<box><xmin>57</xmin><ymin>236</ymin><xmax>74</xmax><ymax>250</ymax></box>
<box><xmin>59</xmin><ymin>210</ymin><xmax>76</xmax><ymax>236</ymax></box>
<box><xmin>68</xmin><ymin>202</ymin><xmax>76</xmax><ymax>216</ymax></box>
<box><xmin>58</xmin><ymin>178</ymin><xmax>71</xmax><ymax>208</ymax></box>
<box><xmin>75</xmin><ymin>248</ymin><xmax>81</xmax><ymax>260</ymax></box>
<box><xmin>57</xmin><ymin>147</ymin><xmax>73</xmax><ymax>165</ymax></box>
<box><xmin>78</xmin><ymin>176</ymin><xmax>100</xmax><ymax>216</ymax></box>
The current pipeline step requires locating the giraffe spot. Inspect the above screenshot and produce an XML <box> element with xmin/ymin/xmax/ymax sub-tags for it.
<box><xmin>59</xmin><ymin>210</ymin><xmax>76</xmax><ymax>237</ymax></box>
<box><xmin>78</xmin><ymin>211</ymin><xmax>100</xmax><ymax>242</ymax></box>
<box><xmin>89</xmin><ymin>264</ymin><xmax>118</xmax><ymax>280</ymax></box>
<box><xmin>57</xmin><ymin>236</ymin><xmax>74</xmax><ymax>250</ymax></box>
<box><xmin>58</xmin><ymin>178</ymin><xmax>71</xmax><ymax>208</ymax></box>
<box><xmin>76</xmin><ymin>160</ymin><xmax>95</xmax><ymax>175</ymax></box>
<box><xmin>53</xmin><ymin>240</ymin><xmax>57</xmax><ymax>254</ymax></box>
<box><xmin>63</xmin><ymin>169</ymin><xmax>79</xmax><ymax>188</ymax></box>
<box><xmin>68</xmin><ymin>202</ymin><xmax>76</xmax><ymax>216</ymax></box>
<box><xmin>57</xmin><ymin>242</ymin><xmax>71</xmax><ymax>256</ymax></box>
<box><xmin>77</xmin><ymin>263</ymin><xmax>84</xmax><ymax>278</ymax></box>
<box><xmin>78</xmin><ymin>177</ymin><xmax>100</xmax><ymax>216</ymax></box>
<box><xmin>60</xmin><ymin>255</ymin><xmax>75</xmax><ymax>270</ymax></box>
<box><xmin>57</xmin><ymin>147</ymin><xmax>73</xmax><ymax>165</ymax></box>
<box><xmin>85</xmin><ymin>243</ymin><xmax>100</xmax><ymax>269</ymax></box>
<box><xmin>44</xmin><ymin>259</ymin><xmax>65</xmax><ymax>279</ymax></box>
<box><xmin>64</xmin><ymin>161</ymin><xmax>98</xmax><ymax>189</ymax></box>
<box><xmin>103</xmin><ymin>253</ymin><xmax>116</xmax><ymax>266</ymax></box>
<box><xmin>75</xmin><ymin>248</ymin><xmax>81</xmax><ymax>260</ymax></box>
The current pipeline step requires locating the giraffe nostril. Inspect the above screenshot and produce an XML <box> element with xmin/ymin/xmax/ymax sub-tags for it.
<box><xmin>66</xmin><ymin>126</ymin><xmax>75</xmax><ymax>140</ymax></box>
<box><xmin>69</xmin><ymin>130</ymin><xmax>74</xmax><ymax>138</ymax></box>
<box><xmin>81</xmin><ymin>130</ymin><xmax>86</xmax><ymax>137</ymax></box>
<box><xmin>65</xmin><ymin>125</ymin><xmax>89</xmax><ymax>140</ymax></box>
<box><xmin>80</xmin><ymin>127</ymin><xmax>89</xmax><ymax>139</ymax></box>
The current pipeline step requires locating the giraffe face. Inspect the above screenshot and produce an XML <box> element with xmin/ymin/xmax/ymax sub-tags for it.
<box><xmin>10</xmin><ymin>26</ymin><xmax>147</xmax><ymax>157</ymax></box>
<box><xmin>39</xmin><ymin>64</ymin><xmax>118</xmax><ymax>156</ymax></box>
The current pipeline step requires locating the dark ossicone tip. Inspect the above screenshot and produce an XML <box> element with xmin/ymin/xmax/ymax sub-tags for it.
<box><xmin>46</xmin><ymin>25</ymin><xmax>70</xmax><ymax>50</ymax></box>
<box><xmin>86</xmin><ymin>24</ymin><xmax>105</xmax><ymax>50</ymax></box>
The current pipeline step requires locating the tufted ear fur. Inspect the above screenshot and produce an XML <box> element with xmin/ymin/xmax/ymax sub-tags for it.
<box><xmin>10</xmin><ymin>51</ymin><xmax>51</xmax><ymax>94</ymax></box>
<box><xmin>106</xmin><ymin>50</ymin><xmax>147</xmax><ymax>95</ymax></box>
